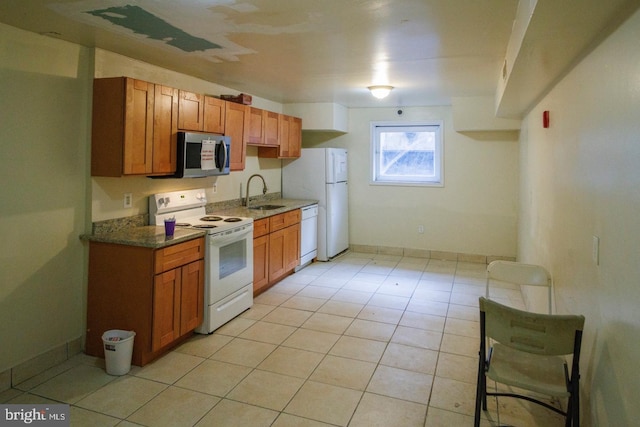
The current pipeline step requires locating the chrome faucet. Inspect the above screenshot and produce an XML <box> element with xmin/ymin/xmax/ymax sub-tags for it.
<box><xmin>244</xmin><ymin>174</ymin><xmax>268</xmax><ymax>207</ymax></box>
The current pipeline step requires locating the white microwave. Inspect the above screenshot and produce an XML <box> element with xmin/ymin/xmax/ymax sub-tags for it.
<box><xmin>175</xmin><ymin>132</ymin><xmax>231</xmax><ymax>178</ymax></box>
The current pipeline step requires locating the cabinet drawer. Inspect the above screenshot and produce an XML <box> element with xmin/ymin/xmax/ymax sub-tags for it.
<box><xmin>284</xmin><ymin>209</ymin><xmax>301</xmax><ymax>225</ymax></box>
<box><xmin>254</xmin><ymin>218</ymin><xmax>270</xmax><ymax>238</ymax></box>
<box><xmin>155</xmin><ymin>238</ymin><xmax>205</xmax><ymax>274</ymax></box>
<box><xmin>269</xmin><ymin>212</ymin><xmax>286</xmax><ymax>232</ymax></box>
<box><xmin>270</xmin><ymin>209</ymin><xmax>301</xmax><ymax>232</ymax></box>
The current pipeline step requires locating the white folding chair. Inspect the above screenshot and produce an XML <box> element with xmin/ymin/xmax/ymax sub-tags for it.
<box><xmin>486</xmin><ymin>260</ymin><xmax>553</xmax><ymax>314</ymax></box>
<box><xmin>475</xmin><ymin>297</ymin><xmax>585</xmax><ymax>426</ymax></box>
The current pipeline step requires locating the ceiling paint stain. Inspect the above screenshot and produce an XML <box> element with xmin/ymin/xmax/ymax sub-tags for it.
<box><xmin>87</xmin><ymin>5</ymin><xmax>220</xmax><ymax>52</ymax></box>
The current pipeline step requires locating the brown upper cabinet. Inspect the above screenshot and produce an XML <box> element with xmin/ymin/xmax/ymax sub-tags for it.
<box><xmin>247</xmin><ymin>108</ymin><xmax>281</xmax><ymax>147</ymax></box>
<box><xmin>203</xmin><ymin>96</ymin><xmax>226</xmax><ymax>134</ymax></box>
<box><xmin>264</xmin><ymin>110</ymin><xmax>280</xmax><ymax>146</ymax></box>
<box><xmin>178</xmin><ymin>92</ymin><xmax>226</xmax><ymax>134</ymax></box>
<box><xmin>91</xmin><ymin>77</ymin><xmax>178</xmax><ymax>177</ymax></box>
<box><xmin>258</xmin><ymin>114</ymin><xmax>302</xmax><ymax>159</ymax></box>
<box><xmin>224</xmin><ymin>101</ymin><xmax>249</xmax><ymax>171</ymax></box>
<box><xmin>178</xmin><ymin>90</ymin><xmax>204</xmax><ymax>131</ymax></box>
<box><xmin>91</xmin><ymin>77</ymin><xmax>301</xmax><ymax>176</ymax></box>
<box><xmin>282</xmin><ymin>115</ymin><xmax>302</xmax><ymax>158</ymax></box>
<box><xmin>246</xmin><ymin>107</ymin><xmax>266</xmax><ymax>145</ymax></box>
<box><xmin>153</xmin><ymin>85</ymin><xmax>180</xmax><ymax>173</ymax></box>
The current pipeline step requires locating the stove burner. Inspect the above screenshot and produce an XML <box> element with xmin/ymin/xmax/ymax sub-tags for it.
<box><xmin>224</xmin><ymin>217</ymin><xmax>242</xmax><ymax>222</ymax></box>
<box><xmin>200</xmin><ymin>216</ymin><xmax>223</xmax><ymax>222</ymax></box>
<box><xmin>175</xmin><ymin>223</ymin><xmax>191</xmax><ymax>227</ymax></box>
<box><xmin>193</xmin><ymin>224</ymin><xmax>217</xmax><ymax>229</ymax></box>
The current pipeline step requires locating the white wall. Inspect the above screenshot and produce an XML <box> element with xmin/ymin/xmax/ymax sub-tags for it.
<box><xmin>518</xmin><ymin>9</ymin><xmax>640</xmax><ymax>425</ymax></box>
<box><xmin>304</xmin><ymin>107</ymin><xmax>519</xmax><ymax>258</ymax></box>
<box><xmin>0</xmin><ymin>32</ymin><xmax>284</xmax><ymax>375</ymax></box>
<box><xmin>0</xmin><ymin>24</ymin><xmax>91</xmax><ymax>372</ymax></box>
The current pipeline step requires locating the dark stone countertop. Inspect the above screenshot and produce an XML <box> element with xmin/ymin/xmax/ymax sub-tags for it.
<box><xmin>82</xmin><ymin>198</ymin><xmax>317</xmax><ymax>249</ymax></box>
<box><xmin>83</xmin><ymin>226</ymin><xmax>207</xmax><ymax>249</ymax></box>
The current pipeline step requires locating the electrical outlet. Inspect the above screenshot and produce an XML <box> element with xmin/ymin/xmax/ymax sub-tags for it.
<box><xmin>213</xmin><ymin>183</ymin><xmax>217</xmax><ymax>194</ymax></box>
<box><xmin>123</xmin><ymin>193</ymin><xmax>132</xmax><ymax>208</ymax></box>
<box><xmin>592</xmin><ymin>235</ymin><xmax>600</xmax><ymax>266</ymax></box>
<box><xmin>418</xmin><ymin>225</ymin><xmax>425</xmax><ymax>234</ymax></box>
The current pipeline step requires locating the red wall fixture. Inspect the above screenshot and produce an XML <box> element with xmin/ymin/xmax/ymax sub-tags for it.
<box><xmin>543</xmin><ymin>110</ymin><xmax>550</xmax><ymax>128</ymax></box>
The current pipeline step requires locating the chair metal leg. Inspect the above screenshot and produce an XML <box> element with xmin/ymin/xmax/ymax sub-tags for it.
<box><xmin>563</xmin><ymin>380</ymin><xmax>580</xmax><ymax>427</ymax></box>
<box><xmin>565</xmin><ymin>396</ymin><xmax>572</xmax><ymax>427</ymax></box>
<box><xmin>574</xmin><ymin>392</ymin><xmax>580</xmax><ymax>427</ymax></box>
<box><xmin>474</xmin><ymin>383</ymin><xmax>483</xmax><ymax>426</ymax></box>
<box><xmin>474</xmin><ymin>351</ymin><xmax>485</xmax><ymax>427</ymax></box>
<box><xmin>482</xmin><ymin>382</ymin><xmax>487</xmax><ymax>411</ymax></box>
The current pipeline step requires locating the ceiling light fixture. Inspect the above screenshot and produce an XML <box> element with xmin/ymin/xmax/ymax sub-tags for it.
<box><xmin>368</xmin><ymin>85</ymin><xmax>393</xmax><ymax>99</ymax></box>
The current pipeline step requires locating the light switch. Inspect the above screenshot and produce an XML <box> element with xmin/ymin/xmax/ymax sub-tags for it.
<box><xmin>592</xmin><ymin>235</ymin><xmax>600</xmax><ymax>266</ymax></box>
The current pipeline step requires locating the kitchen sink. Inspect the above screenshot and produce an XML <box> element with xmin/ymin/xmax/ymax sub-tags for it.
<box><xmin>248</xmin><ymin>204</ymin><xmax>285</xmax><ymax>210</ymax></box>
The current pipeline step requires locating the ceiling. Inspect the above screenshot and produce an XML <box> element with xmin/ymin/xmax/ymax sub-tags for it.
<box><xmin>1</xmin><ymin>1</ymin><xmax>638</xmax><ymax>112</ymax></box>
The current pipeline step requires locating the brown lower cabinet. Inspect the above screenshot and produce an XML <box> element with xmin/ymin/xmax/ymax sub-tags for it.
<box><xmin>253</xmin><ymin>210</ymin><xmax>301</xmax><ymax>296</ymax></box>
<box><xmin>86</xmin><ymin>238</ymin><xmax>205</xmax><ymax>366</ymax></box>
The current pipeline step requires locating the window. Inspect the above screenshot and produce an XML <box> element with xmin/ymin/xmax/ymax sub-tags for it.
<box><xmin>371</xmin><ymin>121</ymin><xmax>443</xmax><ymax>186</ymax></box>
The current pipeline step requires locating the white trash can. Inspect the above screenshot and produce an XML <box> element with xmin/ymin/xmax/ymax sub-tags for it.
<box><xmin>102</xmin><ymin>330</ymin><xmax>136</xmax><ymax>375</ymax></box>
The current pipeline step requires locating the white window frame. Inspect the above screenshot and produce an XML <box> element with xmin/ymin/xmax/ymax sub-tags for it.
<box><xmin>370</xmin><ymin>121</ymin><xmax>444</xmax><ymax>187</ymax></box>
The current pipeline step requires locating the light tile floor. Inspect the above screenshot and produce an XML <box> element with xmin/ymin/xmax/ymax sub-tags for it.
<box><xmin>1</xmin><ymin>252</ymin><xmax>566</xmax><ymax>426</ymax></box>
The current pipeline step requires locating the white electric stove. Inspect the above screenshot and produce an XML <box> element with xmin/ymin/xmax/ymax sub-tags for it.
<box><xmin>150</xmin><ymin>189</ymin><xmax>254</xmax><ymax>334</ymax></box>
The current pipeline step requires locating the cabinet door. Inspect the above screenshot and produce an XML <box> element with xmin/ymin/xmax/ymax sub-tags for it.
<box><xmin>123</xmin><ymin>79</ymin><xmax>154</xmax><ymax>175</ymax></box>
<box><xmin>204</xmin><ymin>96</ymin><xmax>226</xmax><ymax>134</ymax></box>
<box><xmin>268</xmin><ymin>228</ymin><xmax>286</xmax><ymax>282</ymax></box>
<box><xmin>152</xmin><ymin>85</ymin><xmax>178</xmax><ymax>174</ymax></box>
<box><xmin>225</xmin><ymin>101</ymin><xmax>249</xmax><ymax>171</ymax></box>
<box><xmin>246</xmin><ymin>107</ymin><xmax>265</xmax><ymax>145</ymax></box>
<box><xmin>278</xmin><ymin>114</ymin><xmax>291</xmax><ymax>157</ymax></box>
<box><xmin>178</xmin><ymin>90</ymin><xmax>204</xmax><ymax>131</ymax></box>
<box><xmin>264</xmin><ymin>110</ymin><xmax>280</xmax><ymax>146</ymax></box>
<box><xmin>279</xmin><ymin>115</ymin><xmax>301</xmax><ymax>158</ymax></box>
<box><xmin>283</xmin><ymin>223</ymin><xmax>301</xmax><ymax>272</ymax></box>
<box><xmin>152</xmin><ymin>269</ymin><xmax>181</xmax><ymax>351</ymax></box>
<box><xmin>180</xmin><ymin>260</ymin><xmax>204</xmax><ymax>333</ymax></box>
<box><xmin>288</xmin><ymin>116</ymin><xmax>302</xmax><ymax>158</ymax></box>
<box><xmin>253</xmin><ymin>235</ymin><xmax>269</xmax><ymax>294</ymax></box>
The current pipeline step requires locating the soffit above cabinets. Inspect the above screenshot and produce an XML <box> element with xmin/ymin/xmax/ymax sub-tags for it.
<box><xmin>496</xmin><ymin>0</ymin><xmax>640</xmax><ymax>118</ymax></box>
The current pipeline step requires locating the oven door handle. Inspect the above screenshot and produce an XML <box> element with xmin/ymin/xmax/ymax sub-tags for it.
<box><xmin>209</xmin><ymin>226</ymin><xmax>253</xmax><ymax>246</ymax></box>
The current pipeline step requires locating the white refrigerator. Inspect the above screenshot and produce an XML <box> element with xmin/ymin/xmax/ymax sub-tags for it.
<box><xmin>282</xmin><ymin>148</ymin><xmax>349</xmax><ymax>261</ymax></box>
